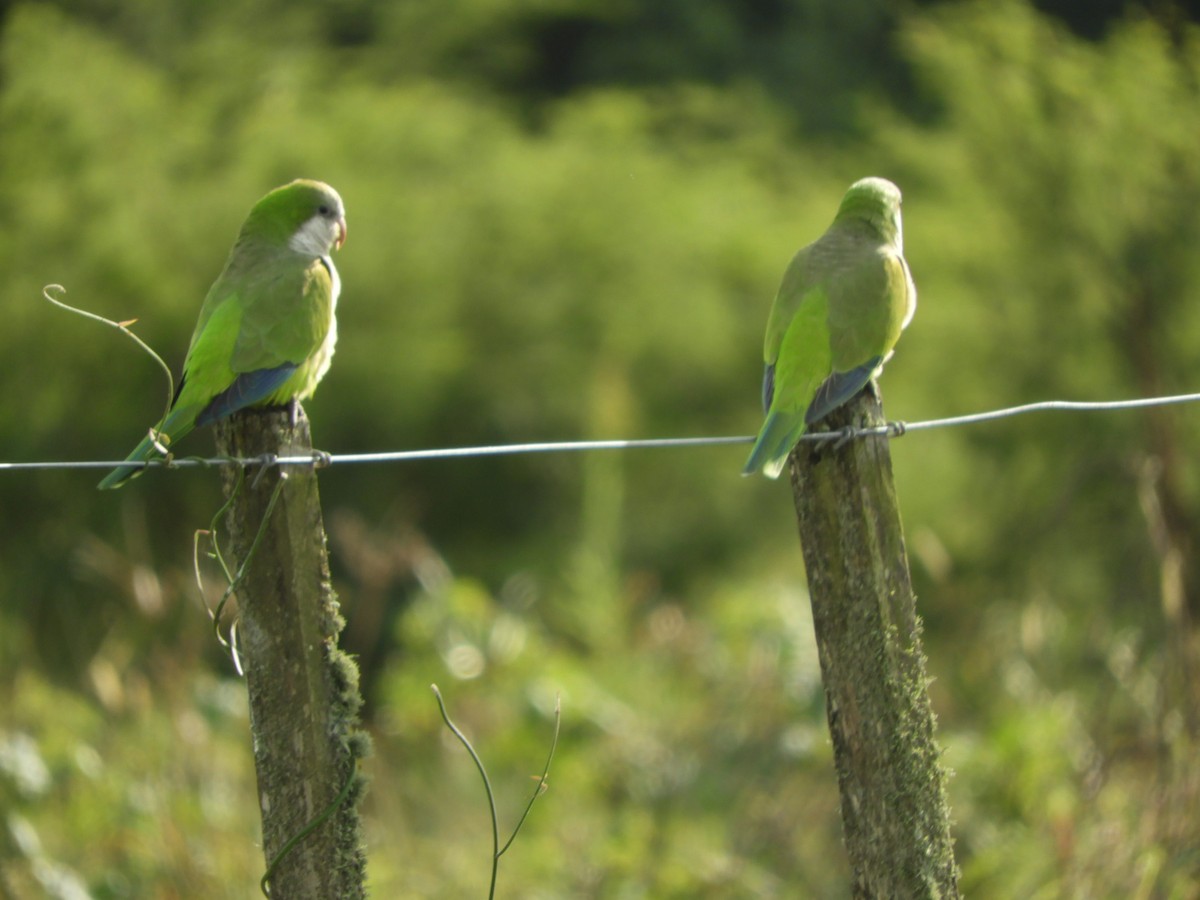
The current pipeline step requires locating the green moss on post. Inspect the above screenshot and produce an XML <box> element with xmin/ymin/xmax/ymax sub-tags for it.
<box><xmin>214</xmin><ymin>407</ymin><xmax>368</xmax><ymax>899</ymax></box>
<box><xmin>789</xmin><ymin>386</ymin><xmax>959</xmax><ymax>899</ymax></box>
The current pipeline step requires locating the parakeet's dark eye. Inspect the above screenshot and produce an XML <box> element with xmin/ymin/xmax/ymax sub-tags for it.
<box><xmin>318</xmin><ymin>204</ymin><xmax>331</xmax><ymax>216</ymax></box>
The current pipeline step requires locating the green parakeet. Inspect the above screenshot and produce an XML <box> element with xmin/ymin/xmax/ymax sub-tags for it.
<box><xmin>99</xmin><ymin>179</ymin><xmax>347</xmax><ymax>490</ymax></box>
<box><xmin>743</xmin><ymin>176</ymin><xmax>916</xmax><ymax>479</ymax></box>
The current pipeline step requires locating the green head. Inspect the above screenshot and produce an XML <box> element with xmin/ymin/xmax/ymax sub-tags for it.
<box><xmin>241</xmin><ymin>179</ymin><xmax>347</xmax><ymax>256</ymax></box>
<box><xmin>833</xmin><ymin>177</ymin><xmax>904</xmax><ymax>249</ymax></box>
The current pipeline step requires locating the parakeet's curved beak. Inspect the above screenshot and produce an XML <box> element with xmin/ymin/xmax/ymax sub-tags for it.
<box><xmin>335</xmin><ymin>217</ymin><xmax>347</xmax><ymax>250</ymax></box>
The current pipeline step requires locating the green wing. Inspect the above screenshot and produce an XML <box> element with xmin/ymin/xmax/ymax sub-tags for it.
<box><xmin>188</xmin><ymin>255</ymin><xmax>334</xmax><ymax>424</ymax></box>
<box><xmin>827</xmin><ymin>249</ymin><xmax>910</xmax><ymax>371</ymax></box>
<box><xmin>229</xmin><ymin>256</ymin><xmax>333</xmax><ymax>375</ymax></box>
<box><xmin>762</xmin><ymin>247</ymin><xmax>814</xmax><ymax>373</ymax></box>
<box><xmin>743</xmin><ymin>247</ymin><xmax>833</xmax><ymax>478</ymax></box>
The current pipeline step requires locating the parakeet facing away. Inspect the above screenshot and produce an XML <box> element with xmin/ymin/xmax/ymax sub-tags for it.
<box><xmin>99</xmin><ymin>179</ymin><xmax>347</xmax><ymax>489</ymax></box>
<box><xmin>743</xmin><ymin>177</ymin><xmax>916</xmax><ymax>479</ymax></box>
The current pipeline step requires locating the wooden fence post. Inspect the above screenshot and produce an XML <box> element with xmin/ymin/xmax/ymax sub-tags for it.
<box><xmin>214</xmin><ymin>406</ymin><xmax>368</xmax><ymax>899</ymax></box>
<box><xmin>788</xmin><ymin>387</ymin><xmax>959</xmax><ymax>899</ymax></box>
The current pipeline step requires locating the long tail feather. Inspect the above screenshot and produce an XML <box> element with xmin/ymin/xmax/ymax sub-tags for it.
<box><xmin>742</xmin><ymin>412</ymin><xmax>805</xmax><ymax>480</ymax></box>
<box><xmin>97</xmin><ymin>433</ymin><xmax>160</xmax><ymax>490</ymax></box>
<box><xmin>97</xmin><ymin>406</ymin><xmax>198</xmax><ymax>490</ymax></box>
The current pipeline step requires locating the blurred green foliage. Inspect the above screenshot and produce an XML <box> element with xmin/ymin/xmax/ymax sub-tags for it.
<box><xmin>2</xmin><ymin>0</ymin><xmax>1200</xmax><ymax>896</ymax></box>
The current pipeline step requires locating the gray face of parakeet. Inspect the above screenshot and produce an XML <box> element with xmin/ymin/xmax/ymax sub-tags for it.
<box><xmin>285</xmin><ymin>183</ymin><xmax>348</xmax><ymax>258</ymax></box>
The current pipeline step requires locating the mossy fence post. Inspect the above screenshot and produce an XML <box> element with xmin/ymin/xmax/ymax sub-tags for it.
<box><xmin>787</xmin><ymin>386</ymin><xmax>959</xmax><ymax>899</ymax></box>
<box><xmin>214</xmin><ymin>406</ymin><xmax>367</xmax><ymax>899</ymax></box>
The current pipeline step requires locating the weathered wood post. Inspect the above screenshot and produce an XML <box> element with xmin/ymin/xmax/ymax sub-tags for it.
<box><xmin>214</xmin><ymin>406</ymin><xmax>368</xmax><ymax>899</ymax></box>
<box><xmin>789</xmin><ymin>387</ymin><xmax>959</xmax><ymax>898</ymax></box>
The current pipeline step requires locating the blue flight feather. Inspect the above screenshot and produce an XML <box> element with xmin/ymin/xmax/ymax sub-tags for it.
<box><xmin>804</xmin><ymin>357</ymin><xmax>881</xmax><ymax>425</ymax></box>
<box><xmin>195</xmin><ymin>364</ymin><xmax>298</xmax><ymax>427</ymax></box>
<box><xmin>761</xmin><ymin>364</ymin><xmax>775</xmax><ymax>414</ymax></box>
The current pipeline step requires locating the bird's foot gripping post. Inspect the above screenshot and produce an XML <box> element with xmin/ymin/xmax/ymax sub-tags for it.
<box><xmin>788</xmin><ymin>387</ymin><xmax>959</xmax><ymax>899</ymax></box>
<box><xmin>213</xmin><ymin>405</ymin><xmax>368</xmax><ymax>899</ymax></box>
